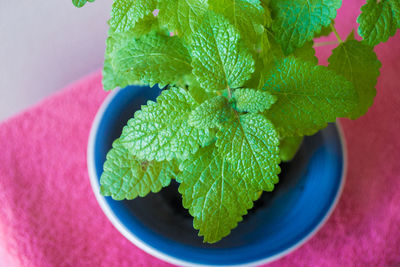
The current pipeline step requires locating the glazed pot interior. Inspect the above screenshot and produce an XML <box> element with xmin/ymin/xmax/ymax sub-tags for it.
<box><xmin>90</xmin><ymin>85</ymin><xmax>344</xmax><ymax>266</ymax></box>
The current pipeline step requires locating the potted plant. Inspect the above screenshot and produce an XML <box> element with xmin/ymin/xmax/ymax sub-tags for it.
<box><xmin>79</xmin><ymin>0</ymin><xmax>397</xmax><ymax>265</ymax></box>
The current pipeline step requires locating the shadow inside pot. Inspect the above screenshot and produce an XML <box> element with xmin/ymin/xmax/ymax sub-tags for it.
<box><xmin>91</xmin><ymin>84</ymin><xmax>344</xmax><ymax>264</ymax></box>
<box><xmin>122</xmin><ymin>132</ymin><xmax>323</xmax><ymax>248</ymax></box>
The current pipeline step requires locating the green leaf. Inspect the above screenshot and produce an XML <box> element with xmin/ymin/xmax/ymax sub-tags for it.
<box><xmin>244</xmin><ymin>30</ymin><xmax>271</xmax><ymax>89</ymax></box>
<box><xmin>270</xmin><ymin>0</ymin><xmax>341</xmax><ymax>54</ymax></box>
<box><xmin>185</xmin><ymin>75</ymin><xmax>215</xmax><ymax>103</ymax></box>
<box><xmin>393</xmin><ymin>0</ymin><xmax>400</xmax><ymax>22</ymax></box>
<box><xmin>189</xmin><ymin>96</ymin><xmax>231</xmax><ymax>129</ymax></box>
<box><xmin>357</xmin><ymin>0</ymin><xmax>400</xmax><ymax>46</ymax></box>
<box><xmin>72</xmin><ymin>0</ymin><xmax>95</xmax><ymax>8</ymax></box>
<box><xmin>109</xmin><ymin>0</ymin><xmax>157</xmax><ymax>33</ymax></box>
<box><xmin>120</xmin><ymin>87</ymin><xmax>213</xmax><ymax>161</ymax></box>
<box><xmin>292</xmin><ymin>41</ymin><xmax>318</xmax><ymax>65</ymax></box>
<box><xmin>261</xmin><ymin>0</ymin><xmax>273</xmax><ymax>27</ymax></box>
<box><xmin>216</xmin><ymin>113</ymin><xmax>281</xmax><ymax>191</ymax></box>
<box><xmin>233</xmin><ymin>88</ymin><xmax>276</xmax><ymax>113</ymax></box>
<box><xmin>158</xmin><ymin>0</ymin><xmax>208</xmax><ymax>39</ymax></box>
<box><xmin>177</xmin><ymin>145</ymin><xmax>255</xmax><ymax>243</ymax></box>
<box><xmin>265</xmin><ymin>32</ymin><xmax>317</xmax><ymax>66</ymax></box>
<box><xmin>100</xmin><ymin>139</ymin><xmax>178</xmax><ymax>200</ymax></box>
<box><xmin>314</xmin><ymin>21</ymin><xmax>334</xmax><ymax>38</ymax></box>
<box><xmin>279</xmin><ymin>136</ymin><xmax>303</xmax><ymax>162</ymax></box>
<box><xmin>245</xmin><ymin>31</ymin><xmax>317</xmax><ymax>91</ymax></box>
<box><xmin>103</xmin><ymin>33</ymin><xmax>133</xmax><ymax>91</ymax></box>
<box><xmin>126</xmin><ymin>13</ymin><xmax>161</xmax><ymax>37</ymax></box>
<box><xmin>112</xmin><ymin>33</ymin><xmax>193</xmax><ymax>88</ymax></box>
<box><xmin>102</xmin><ymin>15</ymin><xmax>160</xmax><ymax>90</ymax></box>
<box><xmin>263</xmin><ymin>57</ymin><xmax>357</xmax><ymax>136</ymax></box>
<box><xmin>209</xmin><ymin>0</ymin><xmax>265</xmax><ymax>48</ymax></box>
<box><xmin>191</xmin><ymin>13</ymin><xmax>255</xmax><ymax>91</ymax></box>
<box><xmin>328</xmin><ymin>36</ymin><xmax>381</xmax><ymax>119</ymax></box>
<box><xmin>247</xmin><ymin>30</ymin><xmax>317</xmax><ymax>91</ymax></box>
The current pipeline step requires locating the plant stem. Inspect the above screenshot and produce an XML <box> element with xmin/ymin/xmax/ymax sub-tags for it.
<box><xmin>227</xmin><ymin>87</ymin><xmax>232</xmax><ymax>99</ymax></box>
<box><xmin>330</xmin><ymin>24</ymin><xmax>343</xmax><ymax>43</ymax></box>
<box><xmin>313</xmin><ymin>41</ymin><xmax>340</xmax><ymax>47</ymax></box>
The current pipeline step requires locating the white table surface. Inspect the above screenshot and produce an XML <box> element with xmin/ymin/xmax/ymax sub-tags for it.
<box><xmin>0</xmin><ymin>1</ymin><xmax>112</xmax><ymax>121</ymax></box>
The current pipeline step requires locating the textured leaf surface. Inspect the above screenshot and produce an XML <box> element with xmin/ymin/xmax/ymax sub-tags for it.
<box><xmin>357</xmin><ymin>0</ymin><xmax>400</xmax><ymax>46</ymax></box>
<box><xmin>184</xmin><ymin>75</ymin><xmax>215</xmax><ymax>103</ymax></box>
<box><xmin>103</xmin><ymin>33</ymin><xmax>133</xmax><ymax>91</ymax></box>
<box><xmin>72</xmin><ymin>0</ymin><xmax>95</xmax><ymax>8</ymax></box>
<box><xmin>314</xmin><ymin>21</ymin><xmax>334</xmax><ymax>38</ymax></box>
<box><xmin>125</xmin><ymin>13</ymin><xmax>160</xmax><ymax>36</ymax></box>
<box><xmin>209</xmin><ymin>0</ymin><xmax>265</xmax><ymax>47</ymax></box>
<box><xmin>244</xmin><ymin>31</ymin><xmax>271</xmax><ymax>89</ymax></box>
<box><xmin>245</xmin><ymin>30</ymin><xmax>297</xmax><ymax>90</ymax></box>
<box><xmin>189</xmin><ymin>96</ymin><xmax>231</xmax><ymax>129</ymax></box>
<box><xmin>158</xmin><ymin>0</ymin><xmax>208</xmax><ymax>39</ymax></box>
<box><xmin>191</xmin><ymin>13</ymin><xmax>255</xmax><ymax>91</ymax></box>
<box><xmin>233</xmin><ymin>88</ymin><xmax>276</xmax><ymax>113</ymax></box>
<box><xmin>263</xmin><ymin>57</ymin><xmax>357</xmax><ymax>136</ymax></box>
<box><xmin>120</xmin><ymin>87</ymin><xmax>212</xmax><ymax>161</ymax></box>
<box><xmin>216</xmin><ymin>113</ymin><xmax>280</xmax><ymax>191</ymax></box>
<box><xmin>109</xmin><ymin>0</ymin><xmax>157</xmax><ymax>33</ymax></box>
<box><xmin>100</xmin><ymin>139</ymin><xmax>177</xmax><ymax>200</ymax></box>
<box><xmin>270</xmin><ymin>0</ymin><xmax>341</xmax><ymax>54</ymax></box>
<box><xmin>112</xmin><ymin>33</ymin><xmax>192</xmax><ymax>88</ymax></box>
<box><xmin>292</xmin><ymin>41</ymin><xmax>318</xmax><ymax>64</ymax></box>
<box><xmin>279</xmin><ymin>136</ymin><xmax>303</xmax><ymax>162</ymax></box>
<box><xmin>261</xmin><ymin>0</ymin><xmax>273</xmax><ymax>27</ymax></box>
<box><xmin>102</xmin><ymin>15</ymin><xmax>159</xmax><ymax>90</ymax></box>
<box><xmin>177</xmin><ymin>145</ymin><xmax>255</xmax><ymax>243</ymax></box>
<box><xmin>328</xmin><ymin>37</ymin><xmax>381</xmax><ymax>119</ymax></box>
<box><xmin>264</xmin><ymin>33</ymin><xmax>317</xmax><ymax>69</ymax></box>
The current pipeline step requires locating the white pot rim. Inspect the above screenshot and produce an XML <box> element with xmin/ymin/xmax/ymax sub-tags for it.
<box><xmin>87</xmin><ymin>87</ymin><xmax>348</xmax><ymax>267</ymax></box>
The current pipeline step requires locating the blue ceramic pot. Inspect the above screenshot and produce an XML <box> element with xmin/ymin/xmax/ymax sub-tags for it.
<box><xmin>88</xmin><ymin>85</ymin><xmax>347</xmax><ymax>266</ymax></box>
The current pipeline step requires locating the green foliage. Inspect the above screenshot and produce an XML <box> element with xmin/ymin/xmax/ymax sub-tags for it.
<box><xmin>292</xmin><ymin>41</ymin><xmax>318</xmax><ymax>64</ymax></box>
<box><xmin>102</xmin><ymin>33</ymin><xmax>133</xmax><ymax>91</ymax></box>
<box><xmin>124</xmin><ymin>13</ymin><xmax>161</xmax><ymax>36</ymax></box>
<box><xmin>357</xmin><ymin>0</ymin><xmax>400</xmax><ymax>46</ymax></box>
<box><xmin>157</xmin><ymin>0</ymin><xmax>208</xmax><ymax>40</ymax></box>
<box><xmin>261</xmin><ymin>33</ymin><xmax>318</xmax><ymax>72</ymax></box>
<box><xmin>177</xmin><ymin>145</ymin><xmax>255</xmax><ymax>243</ymax></box>
<box><xmin>243</xmin><ymin>31</ymin><xmax>271</xmax><ymax>89</ymax></box>
<box><xmin>120</xmin><ymin>87</ymin><xmax>213</xmax><ymax>161</ymax></box>
<box><xmin>191</xmin><ymin>13</ymin><xmax>255</xmax><ymax>92</ymax></box>
<box><xmin>72</xmin><ymin>0</ymin><xmax>95</xmax><ymax>8</ymax></box>
<box><xmin>216</xmin><ymin>114</ymin><xmax>281</xmax><ymax>192</ymax></box>
<box><xmin>89</xmin><ymin>0</ymin><xmax>390</xmax><ymax>243</ymax></box>
<box><xmin>100</xmin><ymin>139</ymin><xmax>178</xmax><ymax>200</ymax></box>
<box><xmin>270</xmin><ymin>0</ymin><xmax>341</xmax><ymax>54</ymax></box>
<box><xmin>314</xmin><ymin>21</ymin><xmax>334</xmax><ymax>38</ymax></box>
<box><xmin>111</xmin><ymin>33</ymin><xmax>192</xmax><ymax>88</ymax></box>
<box><xmin>233</xmin><ymin>88</ymin><xmax>276</xmax><ymax>113</ymax></box>
<box><xmin>109</xmin><ymin>0</ymin><xmax>157</xmax><ymax>33</ymax></box>
<box><xmin>209</xmin><ymin>0</ymin><xmax>266</xmax><ymax>48</ymax></box>
<box><xmin>279</xmin><ymin>136</ymin><xmax>303</xmax><ymax>162</ymax></box>
<box><xmin>263</xmin><ymin>57</ymin><xmax>357</xmax><ymax>136</ymax></box>
<box><xmin>189</xmin><ymin>96</ymin><xmax>231</xmax><ymax>129</ymax></box>
<box><xmin>328</xmin><ymin>33</ymin><xmax>381</xmax><ymax>119</ymax></box>
<box><xmin>102</xmin><ymin>14</ymin><xmax>161</xmax><ymax>90</ymax></box>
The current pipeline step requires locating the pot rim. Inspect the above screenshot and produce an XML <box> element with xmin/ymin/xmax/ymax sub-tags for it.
<box><xmin>87</xmin><ymin>87</ymin><xmax>348</xmax><ymax>267</ymax></box>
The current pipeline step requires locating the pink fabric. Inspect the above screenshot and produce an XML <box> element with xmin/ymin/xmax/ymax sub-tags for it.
<box><xmin>0</xmin><ymin>1</ymin><xmax>399</xmax><ymax>266</ymax></box>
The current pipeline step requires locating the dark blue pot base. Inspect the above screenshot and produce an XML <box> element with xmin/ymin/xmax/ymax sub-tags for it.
<box><xmin>90</xmin><ymin>85</ymin><xmax>345</xmax><ymax>266</ymax></box>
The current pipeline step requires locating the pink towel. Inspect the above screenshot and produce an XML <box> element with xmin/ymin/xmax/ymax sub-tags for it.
<box><xmin>0</xmin><ymin>1</ymin><xmax>399</xmax><ymax>266</ymax></box>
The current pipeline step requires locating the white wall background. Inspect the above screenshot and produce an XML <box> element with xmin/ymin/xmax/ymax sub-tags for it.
<box><xmin>0</xmin><ymin>1</ymin><xmax>112</xmax><ymax>121</ymax></box>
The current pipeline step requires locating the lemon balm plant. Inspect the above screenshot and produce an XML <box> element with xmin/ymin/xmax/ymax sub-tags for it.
<box><xmin>74</xmin><ymin>0</ymin><xmax>399</xmax><ymax>243</ymax></box>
